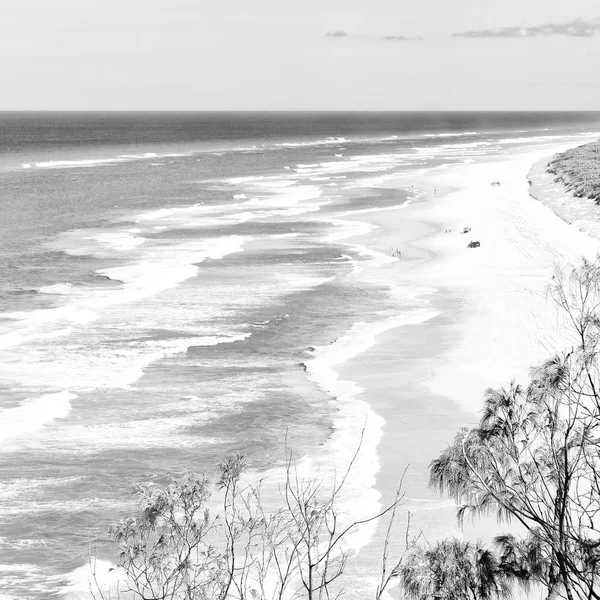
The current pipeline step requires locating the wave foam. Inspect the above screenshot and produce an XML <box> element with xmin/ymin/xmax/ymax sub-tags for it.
<box><xmin>135</xmin><ymin>185</ymin><xmax>326</xmax><ymax>231</ymax></box>
<box><xmin>1</xmin><ymin>331</ymin><xmax>252</xmax><ymax>393</ymax></box>
<box><xmin>322</xmin><ymin>218</ymin><xmax>375</xmax><ymax>244</ymax></box>
<box><xmin>37</xmin><ymin>283</ymin><xmax>75</xmax><ymax>295</ymax></box>
<box><xmin>57</xmin><ymin>559</ymin><xmax>123</xmax><ymax>599</ymax></box>
<box><xmin>34</xmin><ymin>158</ymin><xmax>128</xmax><ymax>169</ymax></box>
<box><xmin>299</xmin><ymin>309</ymin><xmax>441</xmax><ymax>550</ymax></box>
<box><xmin>424</xmin><ymin>131</ymin><xmax>478</xmax><ymax>138</ymax></box>
<box><xmin>26</xmin><ymin>151</ymin><xmax>194</xmax><ymax>171</ymax></box>
<box><xmin>0</xmin><ymin>235</ymin><xmax>248</xmax><ymax>353</ymax></box>
<box><xmin>276</xmin><ymin>136</ymin><xmax>350</xmax><ymax>148</ymax></box>
<box><xmin>0</xmin><ymin>391</ymin><xmax>76</xmax><ymax>446</ymax></box>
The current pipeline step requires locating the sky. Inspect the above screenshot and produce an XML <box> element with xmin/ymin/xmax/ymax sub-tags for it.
<box><xmin>2</xmin><ymin>0</ymin><xmax>600</xmax><ymax>110</ymax></box>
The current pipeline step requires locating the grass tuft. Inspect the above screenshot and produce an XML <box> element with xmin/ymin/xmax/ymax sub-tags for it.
<box><xmin>547</xmin><ymin>140</ymin><xmax>600</xmax><ymax>204</ymax></box>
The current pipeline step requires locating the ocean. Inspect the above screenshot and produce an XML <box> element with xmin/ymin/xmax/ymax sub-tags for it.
<box><xmin>1</xmin><ymin>112</ymin><xmax>600</xmax><ymax>599</ymax></box>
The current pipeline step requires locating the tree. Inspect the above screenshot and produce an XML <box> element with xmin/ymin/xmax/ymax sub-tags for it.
<box><xmin>493</xmin><ymin>534</ymin><xmax>549</xmax><ymax>595</ymax></box>
<box><xmin>429</xmin><ymin>258</ymin><xmax>600</xmax><ymax>600</ymax></box>
<box><xmin>103</xmin><ymin>472</ymin><xmax>227</xmax><ymax>600</ymax></box>
<box><xmin>400</xmin><ymin>538</ymin><xmax>511</xmax><ymax>600</ymax></box>
<box><xmin>91</xmin><ymin>447</ymin><xmax>410</xmax><ymax>600</ymax></box>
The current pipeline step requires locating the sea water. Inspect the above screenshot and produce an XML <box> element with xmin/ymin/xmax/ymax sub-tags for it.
<box><xmin>1</xmin><ymin>112</ymin><xmax>600</xmax><ymax>599</ymax></box>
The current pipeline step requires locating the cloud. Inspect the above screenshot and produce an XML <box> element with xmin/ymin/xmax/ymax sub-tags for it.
<box><xmin>380</xmin><ymin>35</ymin><xmax>423</xmax><ymax>41</ymax></box>
<box><xmin>326</xmin><ymin>30</ymin><xmax>349</xmax><ymax>38</ymax></box>
<box><xmin>454</xmin><ymin>17</ymin><xmax>600</xmax><ymax>38</ymax></box>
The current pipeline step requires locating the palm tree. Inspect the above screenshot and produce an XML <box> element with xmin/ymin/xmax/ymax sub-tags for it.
<box><xmin>400</xmin><ymin>539</ymin><xmax>512</xmax><ymax>600</ymax></box>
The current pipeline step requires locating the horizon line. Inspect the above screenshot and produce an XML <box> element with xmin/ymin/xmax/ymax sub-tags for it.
<box><xmin>1</xmin><ymin>109</ymin><xmax>600</xmax><ymax>114</ymax></box>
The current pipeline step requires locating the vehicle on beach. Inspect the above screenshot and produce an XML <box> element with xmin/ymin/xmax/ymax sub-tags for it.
<box><xmin>467</xmin><ymin>241</ymin><xmax>481</xmax><ymax>248</ymax></box>
<box><xmin>491</xmin><ymin>181</ymin><xmax>501</xmax><ymax>186</ymax></box>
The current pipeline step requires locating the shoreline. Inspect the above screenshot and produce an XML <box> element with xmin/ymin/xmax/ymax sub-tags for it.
<box><xmin>325</xmin><ymin>140</ymin><xmax>600</xmax><ymax>585</ymax></box>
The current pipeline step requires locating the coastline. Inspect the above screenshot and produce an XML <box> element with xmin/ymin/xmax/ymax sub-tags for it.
<box><xmin>325</xmin><ymin>141</ymin><xmax>600</xmax><ymax>588</ymax></box>
<box><xmin>5</xmin><ymin>114</ymin><xmax>600</xmax><ymax>599</ymax></box>
<box><xmin>72</xmin><ymin>139</ymin><xmax>600</xmax><ymax>599</ymax></box>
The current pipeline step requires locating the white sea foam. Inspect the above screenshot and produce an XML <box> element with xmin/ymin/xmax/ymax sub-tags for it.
<box><xmin>0</xmin><ymin>332</ymin><xmax>252</xmax><ymax>396</ymax></box>
<box><xmin>344</xmin><ymin>172</ymin><xmax>405</xmax><ymax>188</ymax></box>
<box><xmin>297</xmin><ymin>309</ymin><xmax>441</xmax><ymax>551</ymax></box>
<box><xmin>117</xmin><ymin>152</ymin><xmax>158</xmax><ymax>159</ymax></box>
<box><xmin>53</xmin><ymin>228</ymin><xmax>147</xmax><ymax>258</ymax></box>
<box><xmin>28</xmin><ymin>151</ymin><xmax>193</xmax><ymax>171</ymax></box>
<box><xmin>33</xmin><ymin>387</ymin><xmax>268</xmax><ymax>455</ymax></box>
<box><xmin>277</xmin><ymin>274</ymin><xmax>336</xmax><ymax>291</ymax></box>
<box><xmin>58</xmin><ymin>560</ymin><xmax>124</xmax><ymax>599</ymax></box>
<box><xmin>350</xmin><ymin>246</ymin><xmax>397</xmax><ymax>274</ymax></box>
<box><xmin>322</xmin><ymin>218</ymin><xmax>375</xmax><ymax>244</ymax></box>
<box><xmin>34</xmin><ymin>157</ymin><xmax>129</xmax><ymax>169</ymax></box>
<box><xmin>288</xmin><ymin>153</ymin><xmax>415</xmax><ymax>182</ymax></box>
<box><xmin>39</xmin><ymin>415</ymin><xmax>224</xmax><ymax>455</ymax></box>
<box><xmin>136</xmin><ymin>185</ymin><xmax>326</xmax><ymax>230</ymax></box>
<box><xmin>424</xmin><ymin>131</ymin><xmax>478</xmax><ymax>138</ymax></box>
<box><xmin>227</xmin><ymin>175</ymin><xmax>270</xmax><ymax>184</ymax></box>
<box><xmin>0</xmin><ymin>236</ymin><xmax>248</xmax><ymax>353</ymax></box>
<box><xmin>37</xmin><ymin>282</ymin><xmax>75</xmax><ymax>295</ymax></box>
<box><xmin>0</xmin><ymin>307</ymin><xmax>94</xmax><ymax>350</ymax></box>
<box><xmin>260</xmin><ymin>180</ymin><xmax>300</xmax><ymax>188</ymax></box>
<box><xmin>90</xmin><ymin>231</ymin><xmax>146</xmax><ymax>252</ymax></box>
<box><xmin>96</xmin><ymin>236</ymin><xmax>245</xmax><ymax>297</ymax></box>
<box><xmin>0</xmin><ymin>391</ymin><xmax>76</xmax><ymax>446</ymax></box>
<box><xmin>0</xmin><ymin>537</ymin><xmax>47</xmax><ymax>550</ymax></box>
<box><xmin>0</xmin><ymin>476</ymin><xmax>87</xmax><ymax>503</ymax></box>
<box><xmin>276</xmin><ymin>136</ymin><xmax>350</xmax><ymax>148</ymax></box>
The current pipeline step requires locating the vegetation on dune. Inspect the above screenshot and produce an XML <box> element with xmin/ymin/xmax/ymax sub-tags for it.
<box><xmin>428</xmin><ymin>258</ymin><xmax>600</xmax><ymax>600</ymax></box>
<box><xmin>92</xmin><ymin>258</ymin><xmax>600</xmax><ymax>599</ymax></box>
<box><xmin>90</xmin><ymin>449</ymin><xmax>411</xmax><ymax>600</ymax></box>
<box><xmin>547</xmin><ymin>141</ymin><xmax>600</xmax><ymax>203</ymax></box>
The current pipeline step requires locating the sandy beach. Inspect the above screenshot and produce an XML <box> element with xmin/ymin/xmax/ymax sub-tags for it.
<box><xmin>330</xmin><ymin>141</ymin><xmax>600</xmax><ymax>584</ymax></box>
